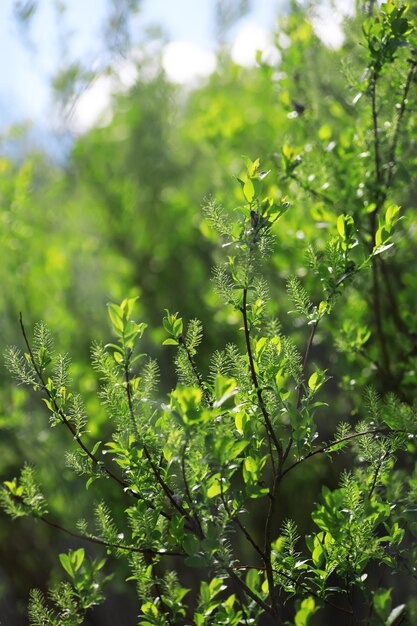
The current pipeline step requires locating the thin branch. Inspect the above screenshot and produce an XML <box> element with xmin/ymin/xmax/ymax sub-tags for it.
<box><xmin>123</xmin><ymin>352</ymin><xmax>197</xmax><ymax>532</ymax></box>
<box><xmin>370</xmin><ymin>70</ymin><xmax>383</xmax><ymax>219</ymax></box>
<box><xmin>386</xmin><ymin>61</ymin><xmax>417</xmax><ymax>191</ymax></box>
<box><xmin>19</xmin><ymin>315</ymin><xmax>150</xmax><ymax>502</ymax></box>
<box><xmin>370</xmin><ymin>257</ymin><xmax>391</xmax><ymax>375</ymax></box>
<box><xmin>220</xmin><ymin>479</ymin><xmax>265</xmax><ymax>560</ymax></box>
<box><xmin>226</xmin><ymin>567</ymin><xmax>275</xmax><ymax>617</ymax></box>
<box><xmin>233</xmin><ymin>564</ymin><xmax>353</xmax><ymax>616</ymax></box>
<box><xmin>368</xmin><ymin>69</ymin><xmax>392</xmax><ymax>376</ymax></box>
<box><xmin>378</xmin><ymin>257</ymin><xmax>408</xmax><ymax>336</ymax></box>
<box><xmin>296</xmin><ymin>320</ymin><xmax>319</xmax><ymax>410</ymax></box>
<box><xmin>368</xmin><ymin>449</ymin><xmax>391</xmax><ymax>499</ymax></box>
<box><xmin>284</xmin><ymin>319</ymin><xmax>320</xmax><ymax>463</ymax></box>
<box><xmin>290</xmin><ymin>174</ymin><xmax>335</xmax><ymax>207</ymax></box>
<box><xmin>37</xmin><ymin>514</ymin><xmax>183</xmax><ymax>557</ymax></box>
<box><xmin>280</xmin><ymin>427</ymin><xmax>402</xmax><ymax>480</ymax></box>
<box><xmin>11</xmin><ymin>493</ymin><xmax>183</xmax><ymax>558</ymax></box>
<box><xmin>180</xmin><ymin>437</ymin><xmax>204</xmax><ymax>539</ymax></box>
<box><xmin>179</xmin><ymin>336</ymin><xmax>212</xmax><ymax>406</ymax></box>
<box><xmin>232</xmin><ymin>515</ymin><xmax>266</xmax><ymax>561</ymax></box>
<box><xmin>241</xmin><ymin>288</ymin><xmax>283</xmax><ymax>465</ymax></box>
<box><xmin>263</xmin><ymin>474</ymin><xmax>281</xmax><ymax>619</ymax></box>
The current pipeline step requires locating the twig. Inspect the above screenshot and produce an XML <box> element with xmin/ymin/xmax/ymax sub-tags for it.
<box><xmin>180</xmin><ymin>437</ymin><xmax>204</xmax><ymax>538</ymax></box>
<box><xmin>179</xmin><ymin>337</ymin><xmax>212</xmax><ymax>406</ymax></box>
<box><xmin>38</xmin><ymin>514</ymin><xmax>183</xmax><ymax>557</ymax></box>
<box><xmin>370</xmin><ymin>70</ymin><xmax>383</xmax><ymax>219</ymax></box>
<box><xmin>280</xmin><ymin>427</ymin><xmax>401</xmax><ymax>480</ymax></box>
<box><xmin>241</xmin><ymin>288</ymin><xmax>282</xmax><ymax>465</ymax></box>
<box><xmin>233</xmin><ymin>564</ymin><xmax>353</xmax><ymax>616</ymax></box>
<box><xmin>12</xmin><ymin>493</ymin><xmax>183</xmax><ymax>557</ymax></box>
<box><xmin>19</xmin><ymin>314</ymin><xmax>167</xmax><ymax>515</ymax></box>
<box><xmin>290</xmin><ymin>174</ymin><xmax>335</xmax><ymax>207</ymax></box>
<box><xmin>226</xmin><ymin>567</ymin><xmax>275</xmax><ymax>617</ymax></box>
<box><xmin>368</xmin><ymin>449</ymin><xmax>390</xmax><ymax>499</ymax></box>
<box><xmin>263</xmin><ymin>474</ymin><xmax>281</xmax><ymax>619</ymax></box>
<box><xmin>284</xmin><ymin>319</ymin><xmax>320</xmax><ymax>463</ymax></box>
<box><xmin>220</xmin><ymin>479</ymin><xmax>265</xmax><ymax>560</ymax></box>
<box><xmin>123</xmin><ymin>351</ymin><xmax>198</xmax><ymax>533</ymax></box>
<box><xmin>370</xmin><ymin>257</ymin><xmax>391</xmax><ymax>376</ymax></box>
<box><xmin>386</xmin><ymin>62</ymin><xmax>417</xmax><ymax>191</ymax></box>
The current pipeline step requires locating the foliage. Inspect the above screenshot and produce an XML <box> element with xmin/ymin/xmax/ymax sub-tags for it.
<box><xmin>2</xmin><ymin>0</ymin><xmax>417</xmax><ymax>624</ymax></box>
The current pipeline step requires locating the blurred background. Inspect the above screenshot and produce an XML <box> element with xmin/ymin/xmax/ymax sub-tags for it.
<box><xmin>2</xmin><ymin>0</ymin><xmax>416</xmax><ymax>623</ymax></box>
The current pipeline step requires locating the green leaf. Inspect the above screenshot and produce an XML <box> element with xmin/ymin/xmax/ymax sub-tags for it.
<box><xmin>107</xmin><ymin>303</ymin><xmax>123</xmax><ymax>332</ymax></box>
<box><xmin>308</xmin><ymin>372</ymin><xmax>319</xmax><ymax>391</ymax></box>
<box><xmin>72</xmin><ymin>548</ymin><xmax>85</xmax><ymax>572</ymax></box>
<box><xmin>183</xmin><ymin>534</ymin><xmax>200</xmax><ymax>556</ymax></box>
<box><xmin>243</xmin><ymin>177</ymin><xmax>255</xmax><ymax>202</ymax></box>
<box><xmin>295</xmin><ymin>597</ymin><xmax>317</xmax><ymax>626</ymax></box>
<box><xmin>207</xmin><ymin>476</ymin><xmax>222</xmax><ymax>498</ymax></box>
<box><xmin>184</xmin><ymin>555</ymin><xmax>210</xmax><ymax>568</ymax></box>
<box><xmin>162</xmin><ymin>338</ymin><xmax>179</xmax><ymax>346</ymax></box>
<box><xmin>386</xmin><ymin>604</ymin><xmax>406</xmax><ymax>625</ymax></box>
<box><xmin>213</xmin><ymin>374</ymin><xmax>237</xmax><ymax>407</ymax></box>
<box><xmin>59</xmin><ymin>553</ymin><xmax>73</xmax><ymax>577</ymax></box>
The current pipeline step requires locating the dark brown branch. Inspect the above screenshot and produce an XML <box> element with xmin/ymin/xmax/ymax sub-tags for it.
<box><xmin>226</xmin><ymin>567</ymin><xmax>275</xmax><ymax>617</ymax></box>
<box><xmin>21</xmin><ymin>317</ymin><xmax>129</xmax><ymax>488</ymax></box>
<box><xmin>241</xmin><ymin>288</ymin><xmax>283</xmax><ymax>465</ymax></box>
<box><xmin>233</xmin><ymin>564</ymin><xmax>353</xmax><ymax>616</ymax></box>
<box><xmin>370</xmin><ymin>70</ymin><xmax>383</xmax><ymax>220</ymax></box>
<box><xmin>290</xmin><ymin>174</ymin><xmax>335</xmax><ymax>207</ymax></box>
<box><xmin>20</xmin><ymin>313</ymin><xmax>172</xmax><ymax>522</ymax></box>
<box><xmin>123</xmin><ymin>353</ymin><xmax>197</xmax><ymax>531</ymax></box>
<box><xmin>263</xmin><ymin>474</ymin><xmax>281</xmax><ymax>619</ymax></box>
<box><xmin>367</xmin><ymin>70</ymin><xmax>392</xmax><ymax>377</ymax></box>
<box><xmin>284</xmin><ymin>319</ymin><xmax>320</xmax><ymax>464</ymax></box>
<box><xmin>280</xmin><ymin>427</ymin><xmax>401</xmax><ymax>480</ymax></box>
<box><xmin>220</xmin><ymin>479</ymin><xmax>265</xmax><ymax>560</ymax></box>
<box><xmin>386</xmin><ymin>62</ymin><xmax>417</xmax><ymax>191</ymax></box>
<box><xmin>368</xmin><ymin>449</ymin><xmax>390</xmax><ymax>499</ymax></box>
<box><xmin>296</xmin><ymin>320</ymin><xmax>319</xmax><ymax>410</ymax></box>
<box><xmin>370</xmin><ymin>257</ymin><xmax>391</xmax><ymax>375</ymax></box>
<box><xmin>179</xmin><ymin>337</ymin><xmax>212</xmax><ymax>406</ymax></box>
<box><xmin>37</xmin><ymin>514</ymin><xmax>183</xmax><ymax>557</ymax></box>
<box><xmin>180</xmin><ymin>437</ymin><xmax>204</xmax><ymax>538</ymax></box>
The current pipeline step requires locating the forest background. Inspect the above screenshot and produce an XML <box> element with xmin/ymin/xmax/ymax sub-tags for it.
<box><xmin>1</xmin><ymin>0</ymin><xmax>417</xmax><ymax>624</ymax></box>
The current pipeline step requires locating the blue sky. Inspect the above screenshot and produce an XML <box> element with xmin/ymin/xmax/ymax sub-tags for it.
<box><xmin>0</xmin><ymin>0</ymin><xmax>282</xmax><ymax>133</ymax></box>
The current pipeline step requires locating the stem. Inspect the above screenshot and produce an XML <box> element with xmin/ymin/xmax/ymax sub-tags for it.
<box><xmin>368</xmin><ymin>69</ymin><xmax>393</xmax><ymax>377</ymax></box>
<box><xmin>123</xmin><ymin>351</ymin><xmax>197</xmax><ymax>530</ymax></box>
<box><xmin>233</xmin><ymin>565</ymin><xmax>353</xmax><ymax>616</ymax></box>
<box><xmin>180</xmin><ymin>337</ymin><xmax>212</xmax><ymax>406</ymax></box>
<box><xmin>280</xmin><ymin>427</ymin><xmax>401</xmax><ymax>480</ymax></box>
<box><xmin>370</xmin><ymin>257</ymin><xmax>391</xmax><ymax>376</ymax></box>
<box><xmin>226</xmin><ymin>567</ymin><xmax>275</xmax><ymax>617</ymax></box>
<box><xmin>370</xmin><ymin>70</ymin><xmax>383</xmax><ymax>222</ymax></box>
<box><xmin>368</xmin><ymin>448</ymin><xmax>390</xmax><ymax>499</ymax></box>
<box><xmin>296</xmin><ymin>320</ymin><xmax>319</xmax><ymax>410</ymax></box>
<box><xmin>38</xmin><ymin>514</ymin><xmax>183</xmax><ymax>556</ymax></box>
<box><xmin>19</xmin><ymin>315</ymin><xmax>166</xmax><ymax>514</ymax></box>
<box><xmin>378</xmin><ymin>257</ymin><xmax>408</xmax><ymax>336</ymax></box>
<box><xmin>284</xmin><ymin>319</ymin><xmax>319</xmax><ymax>463</ymax></box>
<box><xmin>12</xmin><ymin>494</ymin><xmax>183</xmax><ymax>557</ymax></box>
<box><xmin>263</xmin><ymin>474</ymin><xmax>281</xmax><ymax>620</ymax></box>
<box><xmin>241</xmin><ymin>288</ymin><xmax>283</xmax><ymax>465</ymax></box>
<box><xmin>220</xmin><ymin>479</ymin><xmax>265</xmax><ymax>560</ymax></box>
<box><xmin>181</xmin><ymin>437</ymin><xmax>204</xmax><ymax>538</ymax></box>
<box><xmin>386</xmin><ymin>62</ymin><xmax>417</xmax><ymax>191</ymax></box>
<box><xmin>290</xmin><ymin>174</ymin><xmax>334</xmax><ymax>207</ymax></box>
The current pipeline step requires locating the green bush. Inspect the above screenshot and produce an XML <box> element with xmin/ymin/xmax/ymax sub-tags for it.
<box><xmin>3</xmin><ymin>1</ymin><xmax>417</xmax><ymax>624</ymax></box>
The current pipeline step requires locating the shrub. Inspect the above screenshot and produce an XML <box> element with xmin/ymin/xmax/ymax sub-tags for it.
<box><xmin>3</xmin><ymin>2</ymin><xmax>417</xmax><ymax>624</ymax></box>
